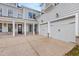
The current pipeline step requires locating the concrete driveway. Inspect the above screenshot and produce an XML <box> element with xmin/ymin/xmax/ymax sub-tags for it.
<box><xmin>0</xmin><ymin>34</ymin><xmax>75</xmax><ymax>56</ymax></box>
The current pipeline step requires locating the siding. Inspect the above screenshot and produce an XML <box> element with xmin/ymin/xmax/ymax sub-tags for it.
<box><xmin>38</xmin><ymin>3</ymin><xmax>79</xmax><ymax>22</ymax></box>
<box><xmin>38</xmin><ymin>3</ymin><xmax>77</xmax><ymax>42</ymax></box>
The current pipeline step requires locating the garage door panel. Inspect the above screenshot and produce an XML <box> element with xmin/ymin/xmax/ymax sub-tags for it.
<box><xmin>50</xmin><ymin>18</ymin><xmax>75</xmax><ymax>42</ymax></box>
<box><xmin>40</xmin><ymin>24</ymin><xmax>48</xmax><ymax>36</ymax></box>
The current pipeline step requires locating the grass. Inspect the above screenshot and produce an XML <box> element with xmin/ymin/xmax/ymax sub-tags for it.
<box><xmin>65</xmin><ymin>45</ymin><xmax>79</xmax><ymax>56</ymax></box>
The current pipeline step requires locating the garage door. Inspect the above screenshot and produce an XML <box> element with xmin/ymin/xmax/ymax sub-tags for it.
<box><xmin>50</xmin><ymin>17</ymin><xmax>75</xmax><ymax>42</ymax></box>
<box><xmin>40</xmin><ymin>23</ymin><xmax>48</xmax><ymax>36</ymax></box>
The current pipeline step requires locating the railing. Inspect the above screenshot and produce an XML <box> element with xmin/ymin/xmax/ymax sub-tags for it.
<box><xmin>0</xmin><ymin>15</ymin><xmax>37</xmax><ymax>21</ymax></box>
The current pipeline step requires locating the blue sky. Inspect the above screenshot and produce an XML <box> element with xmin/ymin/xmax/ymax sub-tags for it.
<box><xmin>19</xmin><ymin>3</ymin><xmax>41</xmax><ymax>11</ymax></box>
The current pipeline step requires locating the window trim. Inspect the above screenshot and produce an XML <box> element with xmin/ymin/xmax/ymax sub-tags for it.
<box><xmin>28</xmin><ymin>12</ymin><xmax>33</xmax><ymax>19</ymax></box>
<box><xmin>54</xmin><ymin>3</ymin><xmax>59</xmax><ymax>6</ymax></box>
<box><xmin>28</xmin><ymin>12</ymin><xmax>36</xmax><ymax>19</ymax></box>
<box><xmin>8</xmin><ymin>9</ymin><xmax>13</xmax><ymax>17</ymax></box>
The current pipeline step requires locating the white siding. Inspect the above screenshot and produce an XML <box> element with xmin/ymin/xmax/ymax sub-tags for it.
<box><xmin>26</xmin><ymin>24</ymin><xmax>29</xmax><ymax>33</ymax></box>
<box><xmin>2</xmin><ymin>23</ymin><xmax>8</xmax><ymax>32</ymax></box>
<box><xmin>38</xmin><ymin>3</ymin><xmax>79</xmax><ymax>23</ymax></box>
<box><xmin>0</xmin><ymin>4</ymin><xmax>18</xmax><ymax>18</ymax></box>
<box><xmin>38</xmin><ymin>3</ymin><xmax>78</xmax><ymax>42</ymax></box>
<box><xmin>23</xmin><ymin>8</ymin><xmax>40</xmax><ymax>20</ymax></box>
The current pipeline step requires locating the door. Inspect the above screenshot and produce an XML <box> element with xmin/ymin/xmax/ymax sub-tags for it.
<box><xmin>29</xmin><ymin>24</ymin><xmax>32</xmax><ymax>32</ymax></box>
<box><xmin>40</xmin><ymin>24</ymin><xmax>48</xmax><ymax>36</ymax></box>
<box><xmin>35</xmin><ymin>24</ymin><xmax>38</xmax><ymax>34</ymax></box>
<box><xmin>8</xmin><ymin>24</ymin><xmax>12</xmax><ymax>32</ymax></box>
<box><xmin>50</xmin><ymin>17</ymin><xmax>75</xmax><ymax>42</ymax></box>
<box><xmin>0</xmin><ymin>23</ymin><xmax>2</xmax><ymax>32</ymax></box>
<box><xmin>18</xmin><ymin>24</ymin><xmax>22</xmax><ymax>34</ymax></box>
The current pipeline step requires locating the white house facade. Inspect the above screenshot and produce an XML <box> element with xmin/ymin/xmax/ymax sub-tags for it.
<box><xmin>1</xmin><ymin>3</ymin><xmax>79</xmax><ymax>43</ymax></box>
<box><xmin>38</xmin><ymin>3</ymin><xmax>79</xmax><ymax>43</ymax></box>
<box><xmin>0</xmin><ymin>3</ymin><xmax>41</xmax><ymax>36</ymax></box>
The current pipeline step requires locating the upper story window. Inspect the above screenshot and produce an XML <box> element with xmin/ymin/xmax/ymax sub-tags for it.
<box><xmin>54</xmin><ymin>3</ymin><xmax>59</xmax><ymax>6</ymax></box>
<box><xmin>28</xmin><ymin>12</ymin><xmax>33</xmax><ymax>18</ymax></box>
<box><xmin>33</xmin><ymin>13</ymin><xmax>36</xmax><ymax>19</ymax></box>
<box><xmin>28</xmin><ymin>12</ymin><xmax>36</xmax><ymax>19</ymax></box>
<box><xmin>8</xmin><ymin>9</ymin><xmax>13</xmax><ymax>17</ymax></box>
<box><xmin>0</xmin><ymin>8</ymin><xmax>2</xmax><ymax>16</ymax></box>
<box><xmin>18</xmin><ymin>13</ymin><xmax>22</xmax><ymax>18</ymax></box>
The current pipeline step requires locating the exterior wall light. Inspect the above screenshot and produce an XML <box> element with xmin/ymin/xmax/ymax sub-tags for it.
<box><xmin>56</xmin><ymin>13</ymin><xmax>59</xmax><ymax>18</ymax></box>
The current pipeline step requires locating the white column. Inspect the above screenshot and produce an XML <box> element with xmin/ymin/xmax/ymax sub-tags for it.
<box><xmin>33</xmin><ymin>23</ymin><xmax>35</xmax><ymax>35</ymax></box>
<box><xmin>13</xmin><ymin>20</ymin><xmax>15</xmax><ymax>36</ymax></box>
<box><xmin>24</xmin><ymin>21</ymin><xmax>26</xmax><ymax>36</ymax></box>
<box><xmin>75</xmin><ymin>13</ymin><xmax>79</xmax><ymax>36</ymax></box>
<box><xmin>48</xmin><ymin>21</ymin><xmax>51</xmax><ymax>38</ymax></box>
<box><xmin>38</xmin><ymin>23</ymin><xmax>40</xmax><ymax>35</ymax></box>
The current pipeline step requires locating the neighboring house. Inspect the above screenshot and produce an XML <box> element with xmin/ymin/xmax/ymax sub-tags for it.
<box><xmin>0</xmin><ymin>3</ymin><xmax>41</xmax><ymax>36</ymax></box>
<box><xmin>38</xmin><ymin>3</ymin><xmax>79</xmax><ymax>43</ymax></box>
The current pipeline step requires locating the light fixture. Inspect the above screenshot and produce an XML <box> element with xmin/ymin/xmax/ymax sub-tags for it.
<box><xmin>56</xmin><ymin>13</ymin><xmax>59</xmax><ymax>18</ymax></box>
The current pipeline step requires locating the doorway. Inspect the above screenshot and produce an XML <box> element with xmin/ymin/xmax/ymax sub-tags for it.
<box><xmin>35</xmin><ymin>24</ymin><xmax>38</xmax><ymax>34</ymax></box>
<box><xmin>29</xmin><ymin>24</ymin><xmax>32</xmax><ymax>33</ymax></box>
<box><xmin>18</xmin><ymin>24</ymin><xmax>22</xmax><ymax>34</ymax></box>
<box><xmin>8</xmin><ymin>24</ymin><xmax>12</xmax><ymax>32</ymax></box>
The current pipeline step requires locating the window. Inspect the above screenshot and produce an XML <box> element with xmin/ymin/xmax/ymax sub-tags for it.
<box><xmin>28</xmin><ymin>12</ymin><xmax>33</xmax><ymax>18</ymax></box>
<box><xmin>33</xmin><ymin>13</ymin><xmax>36</xmax><ymax>19</ymax></box>
<box><xmin>18</xmin><ymin>13</ymin><xmax>22</xmax><ymax>18</ymax></box>
<box><xmin>28</xmin><ymin>12</ymin><xmax>36</xmax><ymax>19</ymax></box>
<box><xmin>8</xmin><ymin>9</ymin><xmax>13</xmax><ymax>17</ymax></box>
<box><xmin>0</xmin><ymin>8</ymin><xmax>2</xmax><ymax>16</ymax></box>
<box><xmin>54</xmin><ymin>3</ymin><xmax>59</xmax><ymax>6</ymax></box>
<box><xmin>8</xmin><ymin>24</ymin><xmax>12</xmax><ymax>32</ymax></box>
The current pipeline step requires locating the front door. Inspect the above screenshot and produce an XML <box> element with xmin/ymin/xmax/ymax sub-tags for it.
<box><xmin>8</xmin><ymin>24</ymin><xmax>12</xmax><ymax>32</ymax></box>
<box><xmin>18</xmin><ymin>24</ymin><xmax>22</xmax><ymax>34</ymax></box>
<box><xmin>35</xmin><ymin>24</ymin><xmax>38</xmax><ymax>34</ymax></box>
<box><xmin>29</xmin><ymin>24</ymin><xmax>32</xmax><ymax>32</ymax></box>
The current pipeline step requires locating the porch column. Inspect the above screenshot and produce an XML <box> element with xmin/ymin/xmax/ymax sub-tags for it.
<box><xmin>33</xmin><ymin>23</ymin><xmax>35</xmax><ymax>35</ymax></box>
<box><xmin>75</xmin><ymin>13</ymin><xmax>79</xmax><ymax>36</ymax></box>
<box><xmin>12</xmin><ymin>20</ymin><xmax>15</xmax><ymax>36</ymax></box>
<box><xmin>24</xmin><ymin>21</ymin><xmax>26</xmax><ymax>36</ymax></box>
<box><xmin>48</xmin><ymin>21</ymin><xmax>51</xmax><ymax>38</ymax></box>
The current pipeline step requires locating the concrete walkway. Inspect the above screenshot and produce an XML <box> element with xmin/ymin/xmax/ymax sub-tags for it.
<box><xmin>0</xmin><ymin>35</ymin><xmax>75</xmax><ymax>56</ymax></box>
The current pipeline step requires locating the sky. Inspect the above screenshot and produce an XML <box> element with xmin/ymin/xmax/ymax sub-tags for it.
<box><xmin>19</xmin><ymin>3</ymin><xmax>42</xmax><ymax>11</ymax></box>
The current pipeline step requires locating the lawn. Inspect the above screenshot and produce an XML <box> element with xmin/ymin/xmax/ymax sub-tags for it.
<box><xmin>65</xmin><ymin>45</ymin><xmax>79</xmax><ymax>56</ymax></box>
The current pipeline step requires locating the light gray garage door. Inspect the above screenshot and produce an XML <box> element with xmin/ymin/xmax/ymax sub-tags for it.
<box><xmin>40</xmin><ymin>23</ymin><xmax>48</xmax><ymax>37</ymax></box>
<box><xmin>50</xmin><ymin>17</ymin><xmax>75</xmax><ymax>42</ymax></box>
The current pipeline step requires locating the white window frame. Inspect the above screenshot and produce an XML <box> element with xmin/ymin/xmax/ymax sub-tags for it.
<box><xmin>28</xmin><ymin>12</ymin><xmax>36</xmax><ymax>19</ymax></box>
<box><xmin>8</xmin><ymin>9</ymin><xmax>13</xmax><ymax>17</ymax></box>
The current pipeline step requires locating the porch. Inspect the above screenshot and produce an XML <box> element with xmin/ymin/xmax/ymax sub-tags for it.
<box><xmin>0</xmin><ymin>16</ymin><xmax>38</xmax><ymax>36</ymax></box>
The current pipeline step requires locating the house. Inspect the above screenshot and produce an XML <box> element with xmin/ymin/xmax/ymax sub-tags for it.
<box><xmin>0</xmin><ymin>3</ymin><xmax>41</xmax><ymax>36</ymax></box>
<box><xmin>38</xmin><ymin>3</ymin><xmax>79</xmax><ymax>43</ymax></box>
<box><xmin>0</xmin><ymin>3</ymin><xmax>79</xmax><ymax>43</ymax></box>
